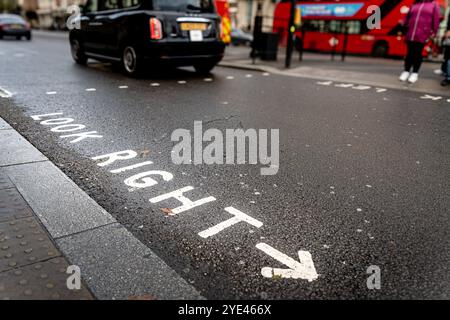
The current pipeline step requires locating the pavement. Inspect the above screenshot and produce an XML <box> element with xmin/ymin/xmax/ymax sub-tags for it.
<box><xmin>0</xmin><ymin>117</ymin><xmax>202</xmax><ymax>300</ymax></box>
<box><xmin>0</xmin><ymin>32</ymin><xmax>449</xmax><ymax>299</ymax></box>
<box><xmin>222</xmin><ymin>45</ymin><xmax>450</xmax><ymax>96</ymax></box>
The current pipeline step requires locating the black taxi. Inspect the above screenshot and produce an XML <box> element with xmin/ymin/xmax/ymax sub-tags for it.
<box><xmin>70</xmin><ymin>0</ymin><xmax>226</xmax><ymax>76</ymax></box>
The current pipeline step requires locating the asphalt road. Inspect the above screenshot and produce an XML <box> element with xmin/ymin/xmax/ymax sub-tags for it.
<box><xmin>1</xmin><ymin>34</ymin><xmax>449</xmax><ymax>299</ymax></box>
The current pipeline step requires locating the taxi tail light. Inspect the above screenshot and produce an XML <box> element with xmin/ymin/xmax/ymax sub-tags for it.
<box><xmin>149</xmin><ymin>18</ymin><xmax>163</xmax><ymax>40</ymax></box>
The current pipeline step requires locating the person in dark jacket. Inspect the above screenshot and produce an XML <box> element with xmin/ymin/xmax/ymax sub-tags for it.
<box><xmin>399</xmin><ymin>0</ymin><xmax>440</xmax><ymax>84</ymax></box>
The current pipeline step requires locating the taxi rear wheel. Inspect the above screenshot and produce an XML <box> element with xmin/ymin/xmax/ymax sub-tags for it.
<box><xmin>122</xmin><ymin>45</ymin><xmax>143</xmax><ymax>77</ymax></box>
<box><xmin>70</xmin><ymin>39</ymin><xmax>87</xmax><ymax>65</ymax></box>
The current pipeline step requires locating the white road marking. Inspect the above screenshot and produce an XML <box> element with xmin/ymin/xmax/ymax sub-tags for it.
<box><xmin>46</xmin><ymin>91</ymin><xmax>57</xmax><ymax>95</ymax></box>
<box><xmin>31</xmin><ymin>113</ymin><xmax>63</xmax><ymax>120</ymax></box>
<box><xmin>13</xmin><ymin>53</ymin><xmax>25</xmax><ymax>58</ymax></box>
<box><xmin>375</xmin><ymin>88</ymin><xmax>387</xmax><ymax>93</ymax></box>
<box><xmin>357</xmin><ymin>208</ymin><xmax>362</xmax><ymax>212</ymax></box>
<box><xmin>204</xmin><ymin>78</ymin><xmax>213</xmax><ymax>82</ymax></box>
<box><xmin>335</xmin><ymin>83</ymin><xmax>354</xmax><ymax>88</ymax></box>
<box><xmin>256</xmin><ymin>243</ymin><xmax>318</xmax><ymax>281</ymax></box>
<box><xmin>50</xmin><ymin>124</ymin><xmax>86</xmax><ymax>132</ymax></box>
<box><xmin>149</xmin><ymin>186</ymin><xmax>216</xmax><ymax>215</ymax></box>
<box><xmin>118</xmin><ymin>86</ymin><xmax>128</xmax><ymax>89</ymax></box>
<box><xmin>0</xmin><ymin>87</ymin><xmax>14</xmax><ymax>98</ymax></box>
<box><xmin>86</xmin><ymin>88</ymin><xmax>96</xmax><ymax>92</ymax></box>
<box><xmin>150</xmin><ymin>83</ymin><xmax>160</xmax><ymax>87</ymax></box>
<box><xmin>226</xmin><ymin>76</ymin><xmax>234</xmax><ymax>80</ymax></box>
<box><xmin>352</xmin><ymin>85</ymin><xmax>371</xmax><ymax>90</ymax></box>
<box><xmin>124</xmin><ymin>170</ymin><xmax>174</xmax><ymax>189</ymax></box>
<box><xmin>317</xmin><ymin>81</ymin><xmax>333</xmax><ymax>86</ymax></box>
<box><xmin>60</xmin><ymin>131</ymin><xmax>103</xmax><ymax>143</ymax></box>
<box><xmin>262</xmin><ymin>72</ymin><xmax>270</xmax><ymax>76</ymax></box>
<box><xmin>178</xmin><ymin>80</ymin><xmax>187</xmax><ymax>84</ymax></box>
<box><xmin>41</xmin><ymin>118</ymin><xmax>74</xmax><ymax>125</ymax></box>
<box><xmin>92</xmin><ymin>150</ymin><xmax>138</xmax><ymax>167</ymax></box>
<box><xmin>245</xmin><ymin>74</ymin><xmax>253</xmax><ymax>78</ymax></box>
<box><xmin>198</xmin><ymin>206</ymin><xmax>263</xmax><ymax>238</ymax></box>
<box><xmin>110</xmin><ymin>161</ymin><xmax>154</xmax><ymax>174</ymax></box>
<box><xmin>421</xmin><ymin>94</ymin><xmax>441</xmax><ymax>101</ymax></box>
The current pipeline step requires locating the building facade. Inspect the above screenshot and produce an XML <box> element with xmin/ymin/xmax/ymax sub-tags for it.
<box><xmin>233</xmin><ymin>0</ymin><xmax>279</xmax><ymax>32</ymax></box>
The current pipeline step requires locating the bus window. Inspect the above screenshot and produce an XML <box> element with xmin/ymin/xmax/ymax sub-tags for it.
<box><xmin>328</xmin><ymin>20</ymin><xmax>342</xmax><ymax>33</ymax></box>
<box><xmin>303</xmin><ymin>20</ymin><xmax>326</xmax><ymax>32</ymax></box>
<box><xmin>346</xmin><ymin>21</ymin><xmax>361</xmax><ymax>34</ymax></box>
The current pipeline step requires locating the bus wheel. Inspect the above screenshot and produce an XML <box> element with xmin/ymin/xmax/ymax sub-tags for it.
<box><xmin>372</xmin><ymin>42</ymin><xmax>388</xmax><ymax>57</ymax></box>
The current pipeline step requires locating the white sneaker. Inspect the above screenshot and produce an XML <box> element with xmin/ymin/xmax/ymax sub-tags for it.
<box><xmin>399</xmin><ymin>71</ymin><xmax>410</xmax><ymax>81</ymax></box>
<box><xmin>408</xmin><ymin>73</ymin><xmax>419</xmax><ymax>83</ymax></box>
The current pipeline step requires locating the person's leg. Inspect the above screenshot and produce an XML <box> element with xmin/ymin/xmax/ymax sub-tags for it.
<box><xmin>400</xmin><ymin>42</ymin><xmax>414</xmax><ymax>81</ymax></box>
<box><xmin>412</xmin><ymin>42</ymin><xmax>426</xmax><ymax>73</ymax></box>
<box><xmin>404</xmin><ymin>41</ymin><xmax>414</xmax><ymax>72</ymax></box>
<box><xmin>441</xmin><ymin>59</ymin><xmax>450</xmax><ymax>86</ymax></box>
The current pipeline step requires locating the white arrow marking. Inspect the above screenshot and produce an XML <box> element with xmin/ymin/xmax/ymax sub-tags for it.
<box><xmin>256</xmin><ymin>243</ymin><xmax>318</xmax><ymax>282</ymax></box>
<box><xmin>421</xmin><ymin>94</ymin><xmax>442</xmax><ymax>101</ymax></box>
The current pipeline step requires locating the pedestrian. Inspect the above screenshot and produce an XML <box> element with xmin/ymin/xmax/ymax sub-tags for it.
<box><xmin>399</xmin><ymin>0</ymin><xmax>440</xmax><ymax>84</ymax></box>
<box><xmin>440</xmin><ymin>11</ymin><xmax>450</xmax><ymax>86</ymax></box>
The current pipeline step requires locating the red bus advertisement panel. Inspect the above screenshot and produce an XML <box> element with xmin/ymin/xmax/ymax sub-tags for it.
<box><xmin>273</xmin><ymin>0</ymin><xmax>447</xmax><ymax>57</ymax></box>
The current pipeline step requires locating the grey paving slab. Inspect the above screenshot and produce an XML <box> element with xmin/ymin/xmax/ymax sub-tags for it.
<box><xmin>0</xmin><ymin>170</ymin><xmax>14</xmax><ymax>190</ymax></box>
<box><xmin>0</xmin><ymin>129</ymin><xmax>47</xmax><ymax>166</ymax></box>
<box><xmin>56</xmin><ymin>223</ymin><xmax>203</xmax><ymax>300</ymax></box>
<box><xmin>4</xmin><ymin>161</ymin><xmax>116</xmax><ymax>238</ymax></box>
<box><xmin>0</xmin><ymin>118</ymin><xmax>11</xmax><ymax>130</ymax></box>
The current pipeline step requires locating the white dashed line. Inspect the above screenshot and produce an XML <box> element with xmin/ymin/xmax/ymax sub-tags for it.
<box><xmin>0</xmin><ymin>87</ymin><xmax>14</xmax><ymax>98</ymax></box>
<box><xmin>178</xmin><ymin>80</ymin><xmax>187</xmax><ymax>84</ymax></box>
<box><xmin>150</xmin><ymin>83</ymin><xmax>160</xmax><ymax>87</ymax></box>
<box><xmin>226</xmin><ymin>76</ymin><xmax>234</xmax><ymax>80</ymax></box>
<box><xmin>46</xmin><ymin>91</ymin><xmax>57</xmax><ymax>95</ymax></box>
<box><xmin>118</xmin><ymin>85</ymin><xmax>128</xmax><ymax>89</ymax></box>
<box><xmin>86</xmin><ymin>88</ymin><xmax>96</xmax><ymax>92</ymax></box>
<box><xmin>245</xmin><ymin>74</ymin><xmax>253</xmax><ymax>78</ymax></box>
<box><xmin>317</xmin><ymin>81</ymin><xmax>333</xmax><ymax>86</ymax></box>
<box><xmin>262</xmin><ymin>72</ymin><xmax>270</xmax><ymax>76</ymax></box>
<box><xmin>204</xmin><ymin>78</ymin><xmax>213</xmax><ymax>82</ymax></box>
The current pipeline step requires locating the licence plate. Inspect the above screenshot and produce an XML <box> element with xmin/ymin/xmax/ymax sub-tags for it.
<box><xmin>180</xmin><ymin>22</ymin><xmax>207</xmax><ymax>31</ymax></box>
<box><xmin>189</xmin><ymin>30</ymin><xmax>203</xmax><ymax>42</ymax></box>
<box><xmin>10</xmin><ymin>24</ymin><xmax>23</xmax><ymax>29</ymax></box>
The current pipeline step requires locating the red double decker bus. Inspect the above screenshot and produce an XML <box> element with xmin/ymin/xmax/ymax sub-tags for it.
<box><xmin>273</xmin><ymin>0</ymin><xmax>448</xmax><ymax>57</ymax></box>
